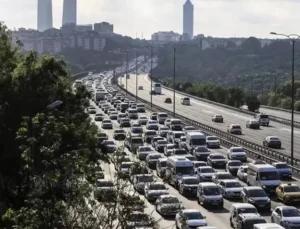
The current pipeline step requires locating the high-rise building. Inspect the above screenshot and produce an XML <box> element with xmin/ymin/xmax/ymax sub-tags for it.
<box><xmin>183</xmin><ymin>0</ymin><xmax>194</xmax><ymax>39</ymax></box>
<box><xmin>94</xmin><ymin>22</ymin><xmax>114</xmax><ymax>34</ymax></box>
<box><xmin>37</xmin><ymin>0</ymin><xmax>53</xmax><ymax>32</ymax></box>
<box><xmin>62</xmin><ymin>0</ymin><xmax>77</xmax><ymax>26</ymax></box>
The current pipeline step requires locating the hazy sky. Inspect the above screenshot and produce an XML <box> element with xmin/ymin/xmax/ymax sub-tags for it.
<box><xmin>0</xmin><ymin>0</ymin><xmax>300</xmax><ymax>39</ymax></box>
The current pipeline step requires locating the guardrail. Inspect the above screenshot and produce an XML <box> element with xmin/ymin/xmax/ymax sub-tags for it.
<box><xmin>260</xmin><ymin>105</ymin><xmax>300</xmax><ymax>115</ymax></box>
<box><xmin>111</xmin><ymin>77</ymin><xmax>300</xmax><ymax>175</ymax></box>
<box><xmin>147</xmin><ymin>76</ymin><xmax>300</xmax><ymax>128</ymax></box>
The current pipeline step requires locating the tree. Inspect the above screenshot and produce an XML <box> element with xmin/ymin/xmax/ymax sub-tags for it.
<box><xmin>246</xmin><ymin>95</ymin><xmax>260</xmax><ymax>112</ymax></box>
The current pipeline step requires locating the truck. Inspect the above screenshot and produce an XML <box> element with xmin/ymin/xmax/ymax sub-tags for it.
<box><xmin>94</xmin><ymin>91</ymin><xmax>106</xmax><ymax>102</ymax></box>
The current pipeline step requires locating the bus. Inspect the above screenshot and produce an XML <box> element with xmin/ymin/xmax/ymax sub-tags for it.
<box><xmin>152</xmin><ymin>83</ymin><xmax>162</xmax><ymax>94</ymax></box>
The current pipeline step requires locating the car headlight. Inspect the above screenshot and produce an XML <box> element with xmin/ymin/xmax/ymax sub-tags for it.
<box><xmin>266</xmin><ymin>198</ymin><xmax>271</xmax><ymax>203</ymax></box>
<box><xmin>248</xmin><ymin>198</ymin><xmax>255</xmax><ymax>203</ymax></box>
<box><xmin>283</xmin><ymin>221</ymin><xmax>291</xmax><ymax>225</ymax></box>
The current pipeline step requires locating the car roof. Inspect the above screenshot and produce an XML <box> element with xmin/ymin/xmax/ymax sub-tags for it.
<box><xmin>210</xmin><ymin>153</ymin><xmax>224</xmax><ymax>156</ymax></box>
<box><xmin>222</xmin><ymin>179</ymin><xmax>239</xmax><ymax>183</ymax></box>
<box><xmin>182</xmin><ymin>209</ymin><xmax>201</xmax><ymax>214</ymax></box>
<box><xmin>277</xmin><ymin>206</ymin><xmax>297</xmax><ymax>210</ymax></box>
<box><xmin>216</xmin><ymin>171</ymin><xmax>231</xmax><ymax>175</ymax></box>
<box><xmin>244</xmin><ymin>186</ymin><xmax>263</xmax><ymax>190</ymax></box>
<box><xmin>200</xmin><ymin>182</ymin><xmax>218</xmax><ymax>187</ymax></box>
<box><xmin>280</xmin><ymin>183</ymin><xmax>298</xmax><ymax>187</ymax></box>
<box><xmin>160</xmin><ymin>194</ymin><xmax>177</xmax><ymax>199</ymax></box>
<box><xmin>232</xmin><ymin>203</ymin><xmax>256</xmax><ymax>208</ymax></box>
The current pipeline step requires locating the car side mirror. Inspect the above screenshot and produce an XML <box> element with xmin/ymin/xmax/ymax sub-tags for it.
<box><xmin>203</xmin><ymin>216</ymin><xmax>207</xmax><ymax>219</ymax></box>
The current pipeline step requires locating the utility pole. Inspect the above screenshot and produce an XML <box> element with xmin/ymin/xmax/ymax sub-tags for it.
<box><xmin>135</xmin><ymin>49</ymin><xmax>138</xmax><ymax>102</ymax></box>
<box><xmin>126</xmin><ymin>51</ymin><xmax>128</xmax><ymax>93</ymax></box>
<box><xmin>150</xmin><ymin>47</ymin><xmax>153</xmax><ymax>108</ymax></box>
<box><xmin>173</xmin><ymin>46</ymin><xmax>176</xmax><ymax>118</ymax></box>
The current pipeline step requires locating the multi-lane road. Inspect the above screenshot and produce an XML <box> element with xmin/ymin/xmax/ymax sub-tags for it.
<box><xmin>85</xmin><ymin>74</ymin><xmax>300</xmax><ymax>229</ymax></box>
<box><xmin>119</xmin><ymin>65</ymin><xmax>300</xmax><ymax>160</ymax></box>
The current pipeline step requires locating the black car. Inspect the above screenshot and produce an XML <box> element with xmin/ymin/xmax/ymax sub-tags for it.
<box><xmin>113</xmin><ymin>129</ymin><xmax>126</xmax><ymax>140</ymax></box>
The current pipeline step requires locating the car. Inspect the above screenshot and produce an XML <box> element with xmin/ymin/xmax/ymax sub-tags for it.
<box><xmin>246</xmin><ymin>119</ymin><xmax>260</xmax><ymax>129</ymax></box>
<box><xmin>193</xmin><ymin>146</ymin><xmax>211</xmax><ymax>161</ymax></box>
<box><xmin>118</xmin><ymin>191</ymin><xmax>144</xmax><ymax>213</ymax></box>
<box><xmin>133</xmin><ymin>174</ymin><xmax>154</xmax><ymax>193</ymax></box>
<box><xmin>131</xmin><ymin>121</ymin><xmax>141</xmax><ymax>127</ymax></box>
<box><xmin>178</xmin><ymin>176</ymin><xmax>200</xmax><ymax>197</ymax></box>
<box><xmin>212</xmin><ymin>114</ymin><xmax>223</xmax><ymax>123</ymax></box>
<box><xmin>156</xmin><ymin>158</ymin><xmax>168</xmax><ymax>177</ymax></box>
<box><xmin>118</xmin><ymin>162</ymin><xmax>134</xmax><ymax>178</ymax></box>
<box><xmin>157</xmin><ymin>112</ymin><xmax>169</xmax><ymax>124</ymax></box>
<box><xmin>172</xmin><ymin>148</ymin><xmax>188</xmax><ymax>157</ymax></box>
<box><xmin>184</xmin><ymin>155</ymin><xmax>197</xmax><ymax>161</ymax></box>
<box><xmin>207</xmin><ymin>153</ymin><xmax>227</xmax><ymax>168</ymax></box>
<box><xmin>121</xmin><ymin>211</ymin><xmax>153</xmax><ymax>229</ymax></box>
<box><xmin>119</xmin><ymin>118</ymin><xmax>131</xmax><ymax>127</ymax></box>
<box><xmin>144</xmin><ymin>130</ymin><xmax>157</xmax><ymax>143</ymax></box>
<box><xmin>146</xmin><ymin>120</ymin><xmax>159</xmax><ymax>130</ymax></box>
<box><xmin>109</xmin><ymin>111</ymin><xmax>119</xmax><ymax>120</ymax></box>
<box><xmin>218</xmin><ymin>179</ymin><xmax>243</xmax><ymax>199</ymax></box>
<box><xmin>117</xmin><ymin>113</ymin><xmax>127</xmax><ymax>123</ymax></box>
<box><xmin>126</xmin><ymin>108</ymin><xmax>138</xmax><ymax>119</ymax></box>
<box><xmin>164</xmin><ymin>118</ymin><xmax>172</xmax><ymax>128</ymax></box>
<box><xmin>88</xmin><ymin>107</ymin><xmax>97</xmax><ymax>114</ymax></box>
<box><xmin>183</xmin><ymin>126</ymin><xmax>197</xmax><ymax>133</ymax></box>
<box><xmin>197</xmin><ymin>182</ymin><xmax>223</xmax><ymax>209</ymax></box>
<box><xmin>212</xmin><ymin>171</ymin><xmax>234</xmax><ymax>184</ymax></box>
<box><xmin>192</xmin><ymin>161</ymin><xmax>207</xmax><ymax>174</ymax></box>
<box><xmin>146</xmin><ymin>153</ymin><xmax>165</xmax><ymax>169</ymax></box>
<box><xmin>226</xmin><ymin>160</ymin><xmax>243</xmax><ymax>174</ymax></box>
<box><xmin>276</xmin><ymin>183</ymin><xmax>300</xmax><ymax>204</ymax></box>
<box><xmin>97</xmin><ymin>132</ymin><xmax>108</xmax><ymax>143</ymax></box>
<box><xmin>263</xmin><ymin>136</ymin><xmax>281</xmax><ymax>148</ymax></box>
<box><xmin>151</xmin><ymin>136</ymin><xmax>164</xmax><ymax>148</ymax></box>
<box><xmin>271</xmin><ymin>206</ymin><xmax>300</xmax><ymax>228</ymax></box>
<box><xmin>168</xmin><ymin>131</ymin><xmax>185</xmax><ymax>144</ymax></box>
<box><xmin>144</xmin><ymin>182</ymin><xmax>169</xmax><ymax>202</ymax></box>
<box><xmin>158</xmin><ymin>126</ymin><xmax>169</xmax><ymax>137</ymax></box>
<box><xmin>241</xmin><ymin>186</ymin><xmax>271</xmax><ymax>212</ymax></box>
<box><xmin>94</xmin><ymin>113</ymin><xmax>104</xmax><ymax>121</ymax></box>
<box><xmin>150</xmin><ymin>112</ymin><xmax>158</xmax><ymax>121</ymax></box>
<box><xmin>150</xmin><ymin>90</ymin><xmax>157</xmax><ymax>95</ymax></box>
<box><xmin>179</xmin><ymin>136</ymin><xmax>187</xmax><ymax>149</ymax></box>
<box><xmin>101</xmin><ymin>119</ymin><xmax>113</xmax><ymax>129</ymax></box>
<box><xmin>136</xmin><ymin>103</ymin><xmax>145</xmax><ymax>112</ymax></box>
<box><xmin>227</xmin><ymin>124</ymin><xmax>242</xmax><ymax>134</ymax></box>
<box><xmin>181</xmin><ymin>97</ymin><xmax>190</xmax><ymax>105</ymax></box>
<box><xmin>227</xmin><ymin>147</ymin><xmax>247</xmax><ymax>162</ymax></box>
<box><xmin>164</xmin><ymin>98</ymin><xmax>172</xmax><ymax>103</ymax></box>
<box><xmin>229</xmin><ymin>203</ymin><xmax>258</xmax><ymax>228</ymax></box>
<box><xmin>138</xmin><ymin>86</ymin><xmax>143</xmax><ymax>90</ymax></box>
<box><xmin>272</xmin><ymin>162</ymin><xmax>292</xmax><ymax>179</ymax></box>
<box><xmin>95</xmin><ymin>179</ymin><xmax>117</xmax><ymax>201</ymax></box>
<box><xmin>206</xmin><ymin>136</ymin><xmax>220</xmax><ymax>148</ymax></box>
<box><xmin>102</xmin><ymin>140</ymin><xmax>116</xmax><ymax>153</ymax></box>
<box><xmin>175</xmin><ymin>209</ymin><xmax>207</xmax><ymax>228</ymax></box>
<box><xmin>137</xmin><ymin>146</ymin><xmax>155</xmax><ymax>161</ymax></box>
<box><xmin>155</xmin><ymin>195</ymin><xmax>182</xmax><ymax>217</ymax></box>
<box><xmin>164</xmin><ymin>143</ymin><xmax>175</xmax><ymax>156</ymax></box>
<box><xmin>196</xmin><ymin>166</ymin><xmax>215</xmax><ymax>182</ymax></box>
<box><xmin>130</xmin><ymin>126</ymin><xmax>143</xmax><ymax>137</ymax></box>
<box><xmin>155</xmin><ymin>140</ymin><xmax>168</xmax><ymax>152</ymax></box>
<box><xmin>107</xmin><ymin>108</ymin><xmax>117</xmax><ymax>115</ymax></box>
<box><xmin>138</xmin><ymin>116</ymin><xmax>148</xmax><ymax>125</ymax></box>
<box><xmin>113</xmin><ymin>129</ymin><xmax>126</xmax><ymax>140</ymax></box>
<box><xmin>237</xmin><ymin>165</ymin><xmax>248</xmax><ymax>182</ymax></box>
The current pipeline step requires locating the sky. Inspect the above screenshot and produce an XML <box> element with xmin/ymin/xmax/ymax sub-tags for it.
<box><xmin>0</xmin><ymin>0</ymin><xmax>300</xmax><ymax>39</ymax></box>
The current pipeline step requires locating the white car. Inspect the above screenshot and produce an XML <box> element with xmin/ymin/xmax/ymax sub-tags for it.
<box><xmin>226</xmin><ymin>160</ymin><xmax>243</xmax><ymax>174</ymax></box>
<box><xmin>155</xmin><ymin>195</ymin><xmax>182</xmax><ymax>217</ymax></box>
<box><xmin>146</xmin><ymin>120</ymin><xmax>159</xmax><ymax>130</ymax></box>
<box><xmin>206</xmin><ymin>136</ymin><xmax>220</xmax><ymax>148</ymax></box>
<box><xmin>101</xmin><ymin>119</ymin><xmax>113</xmax><ymax>129</ymax></box>
<box><xmin>271</xmin><ymin>206</ymin><xmax>300</xmax><ymax>227</ymax></box>
<box><xmin>137</xmin><ymin>146</ymin><xmax>155</xmax><ymax>161</ymax></box>
<box><xmin>227</xmin><ymin>147</ymin><xmax>247</xmax><ymax>162</ymax></box>
<box><xmin>237</xmin><ymin>165</ymin><xmax>248</xmax><ymax>182</ymax></box>
<box><xmin>155</xmin><ymin>140</ymin><xmax>168</xmax><ymax>152</ymax></box>
<box><xmin>227</xmin><ymin>124</ymin><xmax>242</xmax><ymax>134</ymax></box>
<box><xmin>164</xmin><ymin>118</ymin><xmax>171</xmax><ymax>128</ymax></box>
<box><xmin>164</xmin><ymin>144</ymin><xmax>175</xmax><ymax>156</ymax></box>
<box><xmin>144</xmin><ymin>182</ymin><xmax>169</xmax><ymax>202</ymax></box>
<box><xmin>181</xmin><ymin>97</ymin><xmax>190</xmax><ymax>105</ymax></box>
<box><xmin>138</xmin><ymin>116</ymin><xmax>148</xmax><ymax>125</ymax></box>
<box><xmin>212</xmin><ymin>171</ymin><xmax>234</xmax><ymax>184</ymax></box>
<box><xmin>175</xmin><ymin>209</ymin><xmax>207</xmax><ymax>228</ymax></box>
<box><xmin>217</xmin><ymin>179</ymin><xmax>243</xmax><ymax>199</ymax></box>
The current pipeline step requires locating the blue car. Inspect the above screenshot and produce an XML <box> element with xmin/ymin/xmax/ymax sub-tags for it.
<box><xmin>272</xmin><ymin>162</ymin><xmax>292</xmax><ymax>180</ymax></box>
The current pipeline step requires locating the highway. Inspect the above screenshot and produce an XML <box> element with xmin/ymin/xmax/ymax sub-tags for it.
<box><xmin>82</xmin><ymin>74</ymin><xmax>300</xmax><ymax>229</ymax></box>
<box><xmin>119</xmin><ymin>65</ymin><xmax>300</xmax><ymax>160</ymax></box>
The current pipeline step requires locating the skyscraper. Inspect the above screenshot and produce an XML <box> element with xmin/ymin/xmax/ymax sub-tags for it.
<box><xmin>62</xmin><ymin>0</ymin><xmax>77</xmax><ymax>26</ymax></box>
<box><xmin>37</xmin><ymin>0</ymin><xmax>53</xmax><ymax>32</ymax></box>
<box><xmin>183</xmin><ymin>0</ymin><xmax>194</xmax><ymax>39</ymax></box>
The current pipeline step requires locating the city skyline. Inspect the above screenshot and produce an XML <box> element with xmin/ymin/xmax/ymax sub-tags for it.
<box><xmin>1</xmin><ymin>0</ymin><xmax>300</xmax><ymax>39</ymax></box>
<box><xmin>62</xmin><ymin>0</ymin><xmax>77</xmax><ymax>26</ymax></box>
<box><xmin>37</xmin><ymin>0</ymin><xmax>52</xmax><ymax>32</ymax></box>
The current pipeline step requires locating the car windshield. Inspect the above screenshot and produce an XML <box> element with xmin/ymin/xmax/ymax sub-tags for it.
<box><xmin>232</xmin><ymin>125</ymin><xmax>241</xmax><ymax>129</ymax></box>
<box><xmin>195</xmin><ymin>147</ymin><xmax>209</xmax><ymax>152</ymax></box>
<box><xmin>218</xmin><ymin>174</ymin><xmax>234</xmax><ymax>179</ymax></box>
<box><xmin>146</xmin><ymin>132</ymin><xmax>157</xmax><ymax>136</ymax></box>
<box><xmin>237</xmin><ymin>208</ymin><xmax>257</xmax><ymax>214</ymax></box>
<box><xmin>132</xmin><ymin>138</ymin><xmax>143</xmax><ymax>144</ymax></box>
<box><xmin>207</xmin><ymin>136</ymin><xmax>218</xmax><ymax>141</ymax></box>
<box><xmin>115</xmin><ymin>130</ymin><xmax>125</xmax><ymax>133</ymax></box>
<box><xmin>284</xmin><ymin>186</ymin><xmax>300</xmax><ymax>192</ymax></box>
<box><xmin>229</xmin><ymin>162</ymin><xmax>242</xmax><ymax>166</ymax></box>
<box><xmin>140</xmin><ymin>117</ymin><xmax>147</xmax><ymax>119</ymax></box>
<box><xmin>174</xmin><ymin>150</ymin><xmax>187</xmax><ymax>155</ymax></box>
<box><xmin>139</xmin><ymin>147</ymin><xmax>152</xmax><ymax>152</ymax></box>
<box><xmin>97</xmin><ymin>181</ymin><xmax>114</xmax><ymax>187</ymax></box>
<box><xmin>275</xmin><ymin>163</ymin><xmax>289</xmax><ymax>169</ymax></box>
<box><xmin>232</xmin><ymin>148</ymin><xmax>244</xmax><ymax>152</ymax></box>
<box><xmin>184</xmin><ymin>212</ymin><xmax>204</xmax><ymax>220</ymax></box>
<box><xmin>184</xmin><ymin>178</ymin><xmax>199</xmax><ymax>185</ymax></box>
<box><xmin>132</xmin><ymin>128</ymin><xmax>143</xmax><ymax>133</ymax></box>
<box><xmin>103</xmin><ymin>120</ymin><xmax>111</xmax><ymax>123</ymax></box>
<box><xmin>121</xmin><ymin>163</ymin><xmax>133</xmax><ymax>169</ymax></box>
<box><xmin>270</xmin><ymin>137</ymin><xmax>280</xmax><ymax>141</ymax></box>
<box><xmin>259</xmin><ymin>172</ymin><xmax>279</xmax><ymax>180</ymax></box>
<box><xmin>211</xmin><ymin>155</ymin><xmax>225</xmax><ymax>159</ymax></box>
<box><xmin>226</xmin><ymin>182</ymin><xmax>242</xmax><ymax>188</ymax></box>
<box><xmin>160</xmin><ymin>127</ymin><xmax>169</xmax><ymax>131</ymax></box>
<box><xmin>176</xmin><ymin>166</ymin><xmax>194</xmax><ymax>175</ymax></box>
<box><xmin>244</xmin><ymin>219</ymin><xmax>266</xmax><ymax>228</ymax></box>
<box><xmin>160</xmin><ymin>161</ymin><xmax>167</xmax><ymax>167</ymax></box>
<box><xmin>181</xmin><ymin>137</ymin><xmax>186</xmax><ymax>141</ymax></box>
<box><xmin>201</xmin><ymin>168</ymin><xmax>215</xmax><ymax>173</ymax></box>
<box><xmin>149</xmin><ymin>184</ymin><xmax>166</xmax><ymax>190</ymax></box>
<box><xmin>128</xmin><ymin>213</ymin><xmax>149</xmax><ymax>222</ymax></box>
<box><xmin>185</xmin><ymin>126</ymin><xmax>195</xmax><ymax>130</ymax></box>
<box><xmin>282</xmin><ymin>209</ymin><xmax>300</xmax><ymax>217</ymax></box>
<box><xmin>105</xmin><ymin>141</ymin><xmax>115</xmax><ymax>145</ymax></box>
<box><xmin>260</xmin><ymin>115</ymin><xmax>269</xmax><ymax>119</ymax></box>
<box><xmin>158</xmin><ymin>140</ymin><xmax>168</xmax><ymax>145</ymax></box>
<box><xmin>175</xmin><ymin>133</ymin><xmax>184</xmax><ymax>138</ymax></box>
<box><xmin>248</xmin><ymin>189</ymin><xmax>267</xmax><ymax>197</ymax></box>
<box><xmin>137</xmin><ymin>105</ymin><xmax>144</xmax><ymax>107</ymax></box>
<box><xmin>128</xmin><ymin>110</ymin><xmax>137</xmax><ymax>113</ymax></box>
<box><xmin>149</xmin><ymin>154</ymin><xmax>162</xmax><ymax>159</ymax></box>
<box><xmin>137</xmin><ymin>176</ymin><xmax>153</xmax><ymax>183</ymax></box>
<box><xmin>185</xmin><ymin>156</ymin><xmax>197</xmax><ymax>161</ymax></box>
<box><xmin>203</xmin><ymin>187</ymin><xmax>220</xmax><ymax>195</ymax></box>
<box><xmin>171</xmin><ymin>120</ymin><xmax>182</xmax><ymax>125</ymax></box>
<box><xmin>158</xmin><ymin>114</ymin><xmax>168</xmax><ymax>118</ymax></box>
<box><xmin>191</xmin><ymin>139</ymin><xmax>206</xmax><ymax>145</ymax></box>
<box><xmin>162</xmin><ymin>197</ymin><xmax>179</xmax><ymax>204</ymax></box>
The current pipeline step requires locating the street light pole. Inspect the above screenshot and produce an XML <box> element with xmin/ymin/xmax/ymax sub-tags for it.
<box><xmin>261</xmin><ymin>75</ymin><xmax>264</xmax><ymax>104</ymax></box>
<box><xmin>251</xmin><ymin>76</ymin><xmax>254</xmax><ymax>96</ymax></box>
<box><xmin>150</xmin><ymin>47</ymin><xmax>153</xmax><ymax>108</ymax></box>
<box><xmin>126</xmin><ymin>51</ymin><xmax>128</xmax><ymax>93</ymax></box>
<box><xmin>274</xmin><ymin>75</ymin><xmax>277</xmax><ymax>104</ymax></box>
<box><xmin>173</xmin><ymin>46</ymin><xmax>176</xmax><ymax>118</ymax></box>
<box><xmin>135</xmin><ymin>49</ymin><xmax>138</xmax><ymax>102</ymax></box>
<box><xmin>270</xmin><ymin>32</ymin><xmax>300</xmax><ymax>166</ymax></box>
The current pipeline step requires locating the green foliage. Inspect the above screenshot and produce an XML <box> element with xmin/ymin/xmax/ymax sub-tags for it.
<box><xmin>246</xmin><ymin>95</ymin><xmax>260</xmax><ymax>112</ymax></box>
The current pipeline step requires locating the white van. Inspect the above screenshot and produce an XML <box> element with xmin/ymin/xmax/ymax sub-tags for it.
<box><xmin>247</xmin><ymin>163</ymin><xmax>281</xmax><ymax>194</ymax></box>
<box><xmin>181</xmin><ymin>97</ymin><xmax>190</xmax><ymax>105</ymax></box>
<box><xmin>152</xmin><ymin>83</ymin><xmax>162</xmax><ymax>94</ymax></box>
<box><xmin>186</xmin><ymin>132</ymin><xmax>206</xmax><ymax>153</ymax></box>
<box><xmin>254</xmin><ymin>113</ymin><xmax>270</xmax><ymax>126</ymax></box>
<box><xmin>254</xmin><ymin>223</ymin><xmax>284</xmax><ymax>229</ymax></box>
<box><xmin>165</xmin><ymin>156</ymin><xmax>194</xmax><ymax>187</ymax></box>
<box><xmin>157</xmin><ymin>112</ymin><xmax>168</xmax><ymax>124</ymax></box>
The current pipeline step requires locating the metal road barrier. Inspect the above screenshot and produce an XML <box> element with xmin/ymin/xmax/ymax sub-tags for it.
<box><xmin>147</xmin><ymin>76</ymin><xmax>300</xmax><ymax>128</ymax></box>
<box><xmin>110</xmin><ymin>77</ymin><xmax>300</xmax><ymax>175</ymax></box>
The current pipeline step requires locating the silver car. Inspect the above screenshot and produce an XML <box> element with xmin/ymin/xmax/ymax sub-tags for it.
<box><xmin>155</xmin><ymin>195</ymin><xmax>183</xmax><ymax>217</ymax></box>
<box><xmin>144</xmin><ymin>182</ymin><xmax>169</xmax><ymax>202</ymax></box>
